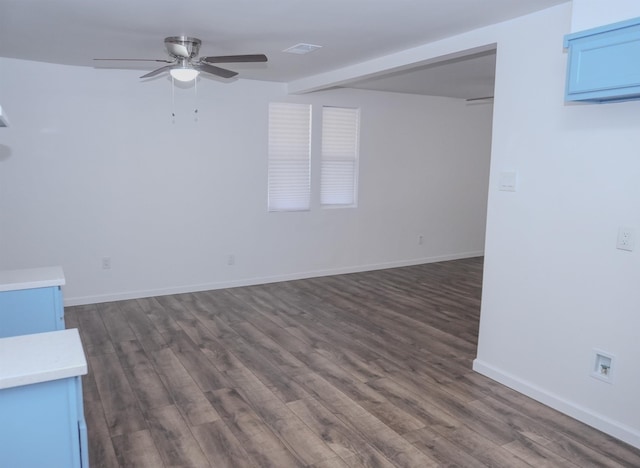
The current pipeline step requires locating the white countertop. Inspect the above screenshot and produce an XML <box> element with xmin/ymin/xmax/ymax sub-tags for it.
<box><xmin>0</xmin><ymin>329</ymin><xmax>87</xmax><ymax>390</ymax></box>
<box><xmin>0</xmin><ymin>266</ymin><xmax>65</xmax><ymax>292</ymax></box>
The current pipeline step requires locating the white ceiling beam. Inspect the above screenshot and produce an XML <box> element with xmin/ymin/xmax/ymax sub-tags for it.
<box><xmin>286</xmin><ymin>23</ymin><xmax>500</xmax><ymax>95</ymax></box>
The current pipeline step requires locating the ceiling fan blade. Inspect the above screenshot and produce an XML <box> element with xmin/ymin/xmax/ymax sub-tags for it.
<box><xmin>94</xmin><ymin>58</ymin><xmax>174</xmax><ymax>63</ymax></box>
<box><xmin>201</xmin><ymin>54</ymin><xmax>268</xmax><ymax>64</ymax></box>
<box><xmin>194</xmin><ymin>62</ymin><xmax>238</xmax><ymax>79</ymax></box>
<box><xmin>140</xmin><ymin>65</ymin><xmax>174</xmax><ymax>79</ymax></box>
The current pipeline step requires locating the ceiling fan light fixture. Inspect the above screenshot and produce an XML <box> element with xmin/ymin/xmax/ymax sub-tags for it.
<box><xmin>170</xmin><ymin>67</ymin><xmax>199</xmax><ymax>82</ymax></box>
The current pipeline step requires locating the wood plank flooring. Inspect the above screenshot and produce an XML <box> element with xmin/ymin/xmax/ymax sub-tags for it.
<box><xmin>65</xmin><ymin>257</ymin><xmax>640</xmax><ymax>467</ymax></box>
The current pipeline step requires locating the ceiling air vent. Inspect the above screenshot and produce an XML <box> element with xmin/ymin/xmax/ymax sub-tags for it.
<box><xmin>283</xmin><ymin>43</ymin><xmax>322</xmax><ymax>55</ymax></box>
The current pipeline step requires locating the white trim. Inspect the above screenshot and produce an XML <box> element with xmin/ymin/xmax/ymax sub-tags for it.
<box><xmin>472</xmin><ymin>359</ymin><xmax>640</xmax><ymax>449</ymax></box>
<box><xmin>64</xmin><ymin>250</ymin><xmax>483</xmax><ymax>306</ymax></box>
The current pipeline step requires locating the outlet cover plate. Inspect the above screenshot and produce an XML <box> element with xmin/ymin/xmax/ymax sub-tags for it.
<box><xmin>591</xmin><ymin>349</ymin><xmax>614</xmax><ymax>384</ymax></box>
<box><xmin>616</xmin><ymin>227</ymin><xmax>634</xmax><ymax>251</ymax></box>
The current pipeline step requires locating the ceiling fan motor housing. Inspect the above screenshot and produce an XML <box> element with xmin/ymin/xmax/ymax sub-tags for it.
<box><xmin>164</xmin><ymin>36</ymin><xmax>202</xmax><ymax>59</ymax></box>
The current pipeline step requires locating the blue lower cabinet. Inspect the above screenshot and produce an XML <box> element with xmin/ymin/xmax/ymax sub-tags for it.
<box><xmin>0</xmin><ymin>329</ymin><xmax>89</xmax><ymax>467</ymax></box>
<box><xmin>0</xmin><ymin>376</ymin><xmax>88</xmax><ymax>467</ymax></box>
<box><xmin>0</xmin><ymin>286</ymin><xmax>65</xmax><ymax>337</ymax></box>
<box><xmin>0</xmin><ymin>266</ymin><xmax>66</xmax><ymax>338</ymax></box>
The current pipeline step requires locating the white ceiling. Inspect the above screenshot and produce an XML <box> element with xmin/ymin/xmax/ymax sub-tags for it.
<box><xmin>0</xmin><ymin>0</ymin><xmax>568</xmax><ymax>98</ymax></box>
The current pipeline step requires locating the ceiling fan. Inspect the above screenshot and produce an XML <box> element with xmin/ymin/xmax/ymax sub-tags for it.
<box><xmin>95</xmin><ymin>36</ymin><xmax>267</xmax><ymax>82</ymax></box>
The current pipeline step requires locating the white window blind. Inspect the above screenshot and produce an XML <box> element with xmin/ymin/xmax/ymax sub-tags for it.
<box><xmin>268</xmin><ymin>102</ymin><xmax>312</xmax><ymax>211</ymax></box>
<box><xmin>321</xmin><ymin>106</ymin><xmax>360</xmax><ymax>207</ymax></box>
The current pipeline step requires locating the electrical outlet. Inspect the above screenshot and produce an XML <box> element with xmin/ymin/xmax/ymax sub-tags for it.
<box><xmin>616</xmin><ymin>227</ymin><xmax>634</xmax><ymax>251</ymax></box>
<box><xmin>418</xmin><ymin>235</ymin><xmax>424</xmax><ymax>245</ymax></box>
<box><xmin>227</xmin><ymin>254</ymin><xmax>235</xmax><ymax>266</ymax></box>
<box><xmin>101</xmin><ymin>256</ymin><xmax>111</xmax><ymax>270</ymax></box>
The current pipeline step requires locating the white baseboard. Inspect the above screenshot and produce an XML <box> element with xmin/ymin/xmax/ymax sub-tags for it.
<box><xmin>473</xmin><ymin>359</ymin><xmax>640</xmax><ymax>449</ymax></box>
<box><xmin>64</xmin><ymin>250</ymin><xmax>483</xmax><ymax>306</ymax></box>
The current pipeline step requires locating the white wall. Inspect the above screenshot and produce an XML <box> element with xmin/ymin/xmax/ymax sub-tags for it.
<box><xmin>0</xmin><ymin>58</ymin><xmax>492</xmax><ymax>304</ymax></box>
<box><xmin>287</xmin><ymin>0</ymin><xmax>640</xmax><ymax>449</ymax></box>
<box><xmin>474</xmin><ymin>2</ymin><xmax>640</xmax><ymax>449</ymax></box>
<box><xmin>571</xmin><ymin>0</ymin><xmax>640</xmax><ymax>30</ymax></box>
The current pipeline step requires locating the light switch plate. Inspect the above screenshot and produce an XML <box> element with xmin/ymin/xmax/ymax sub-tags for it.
<box><xmin>498</xmin><ymin>171</ymin><xmax>517</xmax><ymax>192</ymax></box>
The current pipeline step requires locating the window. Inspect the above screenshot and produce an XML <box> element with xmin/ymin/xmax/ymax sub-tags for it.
<box><xmin>267</xmin><ymin>103</ymin><xmax>360</xmax><ymax>211</ymax></box>
<box><xmin>268</xmin><ymin>102</ymin><xmax>312</xmax><ymax>211</ymax></box>
<box><xmin>321</xmin><ymin>106</ymin><xmax>360</xmax><ymax>207</ymax></box>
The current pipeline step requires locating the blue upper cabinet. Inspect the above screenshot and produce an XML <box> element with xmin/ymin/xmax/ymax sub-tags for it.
<box><xmin>564</xmin><ymin>16</ymin><xmax>640</xmax><ymax>102</ymax></box>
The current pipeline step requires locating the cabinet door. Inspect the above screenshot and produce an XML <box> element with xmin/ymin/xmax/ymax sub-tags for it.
<box><xmin>0</xmin><ymin>378</ymin><xmax>84</xmax><ymax>468</ymax></box>
<box><xmin>0</xmin><ymin>286</ymin><xmax>64</xmax><ymax>337</ymax></box>
<box><xmin>565</xmin><ymin>18</ymin><xmax>640</xmax><ymax>102</ymax></box>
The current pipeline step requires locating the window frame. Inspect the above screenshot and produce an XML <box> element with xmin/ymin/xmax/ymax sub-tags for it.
<box><xmin>267</xmin><ymin>102</ymin><xmax>312</xmax><ymax>212</ymax></box>
<box><xmin>320</xmin><ymin>106</ymin><xmax>360</xmax><ymax>209</ymax></box>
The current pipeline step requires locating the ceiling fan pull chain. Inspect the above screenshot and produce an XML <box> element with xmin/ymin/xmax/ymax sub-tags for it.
<box><xmin>193</xmin><ymin>78</ymin><xmax>199</xmax><ymax>122</ymax></box>
<box><xmin>171</xmin><ymin>76</ymin><xmax>176</xmax><ymax>124</ymax></box>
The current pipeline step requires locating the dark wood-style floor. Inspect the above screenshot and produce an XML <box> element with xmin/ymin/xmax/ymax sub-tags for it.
<box><xmin>66</xmin><ymin>257</ymin><xmax>640</xmax><ymax>467</ymax></box>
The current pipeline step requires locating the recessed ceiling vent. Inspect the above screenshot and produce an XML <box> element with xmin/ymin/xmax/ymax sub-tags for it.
<box><xmin>283</xmin><ymin>43</ymin><xmax>322</xmax><ymax>55</ymax></box>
